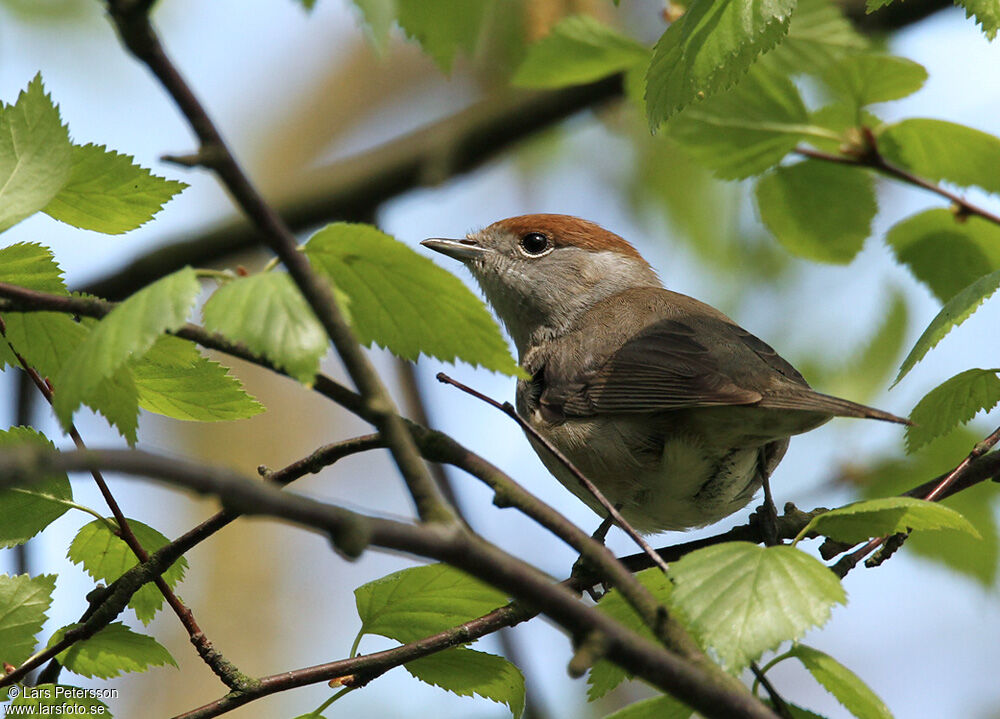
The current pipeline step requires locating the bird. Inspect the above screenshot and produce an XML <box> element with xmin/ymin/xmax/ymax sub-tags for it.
<box><xmin>422</xmin><ymin>214</ymin><xmax>908</xmax><ymax>534</ymax></box>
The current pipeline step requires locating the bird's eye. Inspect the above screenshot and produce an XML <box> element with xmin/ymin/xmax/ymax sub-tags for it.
<box><xmin>519</xmin><ymin>232</ymin><xmax>551</xmax><ymax>256</ymax></box>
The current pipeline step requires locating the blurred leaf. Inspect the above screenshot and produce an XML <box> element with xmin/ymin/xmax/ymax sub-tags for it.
<box><xmin>786</xmin><ymin>645</ymin><xmax>892</xmax><ymax>719</ymax></box>
<box><xmin>801</xmin><ymin>496</ymin><xmax>979</xmax><ymax>544</ymax></box>
<box><xmin>352</xmin><ymin>0</ymin><xmax>397</xmax><ymax>51</ymax></box>
<box><xmin>603</xmin><ymin>694</ymin><xmax>692</xmax><ymax>718</ymax></box>
<box><xmin>879</xmin><ymin>119</ymin><xmax>1000</xmax><ymax>197</ymax></box>
<box><xmin>906</xmin><ymin>369</ymin><xmax>1000</xmax><ymax>453</ymax></box>
<box><xmin>354</xmin><ymin>564</ymin><xmax>507</xmax><ymax>644</ymax></box>
<box><xmin>666</xmin><ymin>62</ymin><xmax>812</xmax><ymax>179</ymax></box>
<box><xmin>866</xmin><ymin>0</ymin><xmax>894</xmax><ymax>11</ymax></box>
<box><xmin>305</xmin><ymin>222</ymin><xmax>521</xmax><ymax>376</ymax></box>
<box><xmin>807</xmin><ymin>104</ymin><xmax>883</xmax><ymax>154</ymax></box>
<box><xmin>956</xmin><ymin>0</ymin><xmax>1000</xmax><ymax>40</ymax></box>
<box><xmin>821</xmin><ymin>55</ymin><xmax>927</xmax><ymax>112</ymax></box>
<box><xmin>52</xmin><ymin>622</ymin><xmax>176</xmax><ymax>678</ymax></box>
<box><xmin>886</xmin><ymin>209</ymin><xmax>1000</xmax><ymax>304</ymax></box>
<box><xmin>766</xmin><ymin>0</ymin><xmax>868</xmax><ymax>76</ymax></box>
<box><xmin>405</xmin><ymin>647</ymin><xmax>525</xmax><ymax>718</ymax></box>
<box><xmin>132</xmin><ymin>335</ymin><xmax>265</xmax><ymax>422</ymax></box>
<box><xmin>0</xmin><ymin>73</ymin><xmax>72</xmax><ymax>233</ymax></box>
<box><xmin>668</xmin><ymin>542</ymin><xmax>845</xmax><ymax>671</ymax></box>
<box><xmin>395</xmin><ymin>0</ymin><xmax>493</xmax><ymax>72</ymax></box>
<box><xmin>202</xmin><ymin>271</ymin><xmax>328</xmax><ymax>385</ymax></box>
<box><xmin>587</xmin><ymin>568</ymin><xmax>671</xmax><ymax>700</ymax></box>
<box><xmin>68</xmin><ymin>518</ymin><xmax>188</xmax><ymax>625</ymax></box>
<box><xmin>43</xmin><ymin>143</ymin><xmax>186</xmax><ymax>234</ymax></box>
<box><xmin>0</xmin><ymin>427</ymin><xmax>71</xmax><ymax>548</ymax></box>
<box><xmin>894</xmin><ymin>268</ymin><xmax>1000</xmax><ymax>386</ymax></box>
<box><xmin>513</xmin><ymin>14</ymin><xmax>647</xmax><ymax>89</ymax></box>
<box><xmin>645</xmin><ymin>0</ymin><xmax>795</xmax><ymax>128</ymax></box>
<box><xmin>756</xmin><ymin>160</ymin><xmax>876</xmax><ymax>263</ymax></box>
<box><xmin>0</xmin><ymin>573</ymin><xmax>56</xmax><ymax>666</ymax></box>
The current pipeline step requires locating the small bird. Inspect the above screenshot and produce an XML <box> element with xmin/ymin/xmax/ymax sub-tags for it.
<box><xmin>422</xmin><ymin>215</ymin><xmax>907</xmax><ymax>534</ymax></box>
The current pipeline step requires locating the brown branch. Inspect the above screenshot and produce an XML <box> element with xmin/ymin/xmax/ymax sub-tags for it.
<box><xmin>104</xmin><ymin>0</ymin><xmax>454</xmax><ymax>526</ymax></box>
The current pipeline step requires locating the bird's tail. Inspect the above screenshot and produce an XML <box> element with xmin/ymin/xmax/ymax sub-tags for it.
<box><xmin>761</xmin><ymin>390</ymin><xmax>912</xmax><ymax>425</ymax></box>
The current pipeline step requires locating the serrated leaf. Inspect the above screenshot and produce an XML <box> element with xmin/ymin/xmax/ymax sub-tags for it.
<box><xmin>305</xmin><ymin>222</ymin><xmax>520</xmax><ymax>376</ymax></box>
<box><xmin>957</xmin><ymin>0</ymin><xmax>1000</xmax><ymax>40</ymax></box>
<box><xmin>866</xmin><ymin>0</ymin><xmax>894</xmax><ymax>11</ymax></box>
<box><xmin>801</xmin><ymin>497</ymin><xmax>980</xmax><ymax>544</ymax></box>
<box><xmin>0</xmin><ymin>312</ymin><xmax>87</xmax><ymax>376</ymax></box>
<box><xmin>603</xmin><ymin>695</ymin><xmax>692</xmax><ymax>719</ymax></box>
<box><xmin>354</xmin><ymin>563</ymin><xmax>506</xmax><ymax>644</ymax></box>
<box><xmin>67</xmin><ymin>518</ymin><xmax>187</xmax><ymax>625</ymax></box>
<box><xmin>0</xmin><ymin>242</ymin><xmax>66</xmax><ymax>293</ymax></box>
<box><xmin>666</xmin><ymin>61</ymin><xmax>811</xmax><ymax>179</ymax></box>
<box><xmin>0</xmin><ymin>573</ymin><xmax>56</xmax><ymax>666</ymax></box>
<box><xmin>52</xmin><ymin>267</ymin><xmax>199</xmax><ymax>433</ymax></box>
<box><xmin>512</xmin><ymin>15</ymin><xmax>648</xmax><ymax>89</ymax></box>
<box><xmin>587</xmin><ymin>568</ymin><xmax>673</xmax><ymax>700</ymax></box>
<box><xmin>645</xmin><ymin>0</ymin><xmax>797</xmax><ymax>128</ymax></box>
<box><xmin>0</xmin><ymin>74</ymin><xmax>72</xmax><ymax>233</ymax></box>
<box><xmin>894</xmin><ymin>267</ymin><xmax>1000</xmax><ymax>386</ymax></box>
<box><xmin>0</xmin><ymin>427</ymin><xmax>71</xmax><ymax>547</ymax></box>
<box><xmin>6</xmin><ymin>683</ymin><xmax>109</xmax><ymax>713</ymax></box>
<box><xmin>906</xmin><ymin>369</ymin><xmax>1000</xmax><ymax>453</ymax></box>
<box><xmin>756</xmin><ymin>160</ymin><xmax>875</xmax><ymax>263</ymax></box>
<box><xmin>132</xmin><ymin>335</ymin><xmax>264</xmax><ymax>422</ymax></box>
<box><xmin>51</xmin><ymin>621</ymin><xmax>176</xmax><ymax>678</ymax></box>
<box><xmin>786</xmin><ymin>645</ymin><xmax>892</xmax><ymax>719</ymax></box>
<box><xmin>668</xmin><ymin>542</ymin><xmax>845</xmax><ymax>671</ymax></box>
<box><xmin>885</xmin><ymin>209</ymin><xmax>1000</xmax><ymax>304</ymax></box>
<box><xmin>765</xmin><ymin>0</ymin><xmax>868</xmax><ymax>76</ymax></box>
<box><xmin>202</xmin><ymin>271</ymin><xmax>327</xmax><ymax>385</ymax></box>
<box><xmin>405</xmin><ymin>647</ymin><xmax>525</xmax><ymax>719</ymax></box>
<box><xmin>879</xmin><ymin>119</ymin><xmax>1000</xmax><ymax>197</ymax></box>
<box><xmin>43</xmin><ymin>143</ymin><xmax>186</xmax><ymax>234</ymax></box>
<box><xmin>395</xmin><ymin>0</ymin><xmax>491</xmax><ymax>72</ymax></box>
<box><xmin>352</xmin><ymin>0</ymin><xmax>397</xmax><ymax>51</ymax></box>
<box><xmin>821</xmin><ymin>55</ymin><xmax>927</xmax><ymax>111</ymax></box>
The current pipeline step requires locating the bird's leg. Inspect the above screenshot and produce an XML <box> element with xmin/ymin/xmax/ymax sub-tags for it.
<box><xmin>573</xmin><ymin>510</ymin><xmax>619</xmax><ymax>600</ymax></box>
<box><xmin>756</xmin><ymin>471</ymin><xmax>780</xmax><ymax>546</ymax></box>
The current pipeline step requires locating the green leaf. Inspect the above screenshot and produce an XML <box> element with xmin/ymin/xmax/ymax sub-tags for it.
<box><xmin>668</xmin><ymin>542</ymin><xmax>845</xmax><ymax>671</ymax></box>
<box><xmin>0</xmin><ymin>74</ymin><xmax>72</xmax><ymax>233</ymax></box>
<box><xmin>801</xmin><ymin>497</ymin><xmax>980</xmax><ymax>544</ymax></box>
<box><xmin>879</xmin><ymin>119</ymin><xmax>1000</xmax><ymax>197</ymax></box>
<box><xmin>52</xmin><ymin>267</ymin><xmax>200</xmax><ymax>433</ymax></box>
<box><xmin>52</xmin><ymin>621</ymin><xmax>176</xmax><ymax>678</ymax></box>
<box><xmin>6</xmin><ymin>684</ymin><xmax>109</xmax><ymax>714</ymax></box>
<box><xmin>0</xmin><ymin>427</ymin><xmax>71</xmax><ymax>548</ymax></box>
<box><xmin>666</xmin><ymin>61</ymin><xmax>811</xmax><ymax>179</ymax></box>
<box><xmin>603</xmin><ymin>695</ymin><xmax>692</xmax><ymax>719</ymax></box>
<box><xmin>512</xmin><ymin>15</ymin><xmax>648</xmax><ymax>89</ymax></box>
<box><xmin>894</xmin><ymin>267</ymin><xmax>1000</xmax><ymax>385</ymax></box>
<box><xmin>67</xmin><ymin>518</ymin><xmax>188</xmax><ymax>625</ymax></box>
<box><xmin>906</xmin><ymin>369</ymin><xmax>1000</xmax><ymax>453</ymax></box>
<box><xmin>821</xmin><ymin>55</ymin><xmax>927</xmax><ymax>111</ymax></box>
<box><xmin>354</xmin><ymin>563</ymin><xmax>507</xmax><ymax>644</ymax></box>
<box><xmin>956</xmin><ymin>0</ymin><xmax>1000</xmax><ymax>40</ymax></box>
<box><xmin>43</xmin><ymin>143</ymin><xmax>186</xmax><ymax>234</ymax></box>
<box><xmin>0</xmin><ymin>573</ymin><xmax>56</xmax><ymax>666</ymax></box>
<box><xmin>866</xmin><ymin>0</ymin><xmax>894</xmax><ymax>11</ymax></box>
<box><xmin>395</xmin><ymin>0</ymin><xmax>491</xmax><ymax>72</ymax></box>
<box><xmin>132</xmin><ymin>335</ymin><xmax>265</xmax><ymax>422</ymax></box>
<box><xmin>645</xmin><ymin>0</ymin><xmax>796</xmax><ymax>128</ymax></box>
<box><xmin>0</xmin><ymin>312</ymin><xmax>87</xmax><ymax>377</ymax></box>
<box><xmin>765</xmin><ymin>0</ymin><xmax>867</xmax><ymax>75</ymax></box>
<box><xmin>202</xmin><ymin>271</ymin><xmax>327</xmax><ymax>385</ymax></box>
<box><xmin>305</xmin><ymin>222</ymin><xmax>520</xmax><ymax>376</ymax></box>
<box><xmin>405</xmin><ymin>647</ymin><xmax>525</xmax><ymax>719</ymax></box>
<box><xmin>885</xmin><ymin>209</ymin><xmax>1000</xmax><ymax>304</ymax></box>
<box><xmin>352</xmin><ymin>0</ymin><xmax>397</xmax><ymax>51</ymax></box>
<box><xmin>756</xmin><ymin>160</ymin><xmax>876</xmax><ymax>263</ymax></box>
<box><xmin>0</xmin><ymin>241</ymin><xmax>66</xmax><ymax>294</ymax></box>
<box><xmin>786</xmin><ymin>645</ymin><xmax>892</xmax><ymax>719</ymax></box>
<box><xmin>587</xmin><ymin>568</ymin><xmax>674</xmax><ymax>700</ymax></box>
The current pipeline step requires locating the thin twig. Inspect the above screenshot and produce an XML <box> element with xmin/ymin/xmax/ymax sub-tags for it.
<box><xmin>436</xmin><ymin>372</ymin><xmax>671</xmax><ymax>575</ymax></box>
<box><xmin>750</xmin><ymin>662</ymin><xmax>794</xmax><ymax>719</ymax></box>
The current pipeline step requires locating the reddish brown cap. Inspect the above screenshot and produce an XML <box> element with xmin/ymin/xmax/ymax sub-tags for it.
<box><xmin>487</xmin><ymin>214</ymin><xmax>647</xmax><ymax>263</ymax></box>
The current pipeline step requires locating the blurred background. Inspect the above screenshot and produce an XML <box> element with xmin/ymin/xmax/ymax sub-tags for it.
<box><xmin>1</xmin><ymin>0</ymin><xmax>999</xmax><ymax>717</ymax></box>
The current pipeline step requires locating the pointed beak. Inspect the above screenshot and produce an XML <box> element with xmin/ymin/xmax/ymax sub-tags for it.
<box><xmin>421</xmin><ymin>237</ymin><xmax>489</xmax><ymax>263</ymax></box>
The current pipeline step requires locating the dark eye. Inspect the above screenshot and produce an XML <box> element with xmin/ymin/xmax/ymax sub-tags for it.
<box><xmin>519</xmin><ymin>232</ymin><xmax>550</xmax><ymax>256</ymax></box>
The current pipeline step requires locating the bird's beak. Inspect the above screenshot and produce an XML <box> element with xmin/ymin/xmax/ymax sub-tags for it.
<box><xmin>421</xmin><ymin>237</ymin><xmax>488</xmax><ymax>263</ymax></box>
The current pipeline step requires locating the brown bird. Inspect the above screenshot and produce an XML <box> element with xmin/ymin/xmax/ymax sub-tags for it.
<box><xmin>423</xmin><ymin>214</ymin><xmax>907</xmax><ymax>533</ymax></box>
